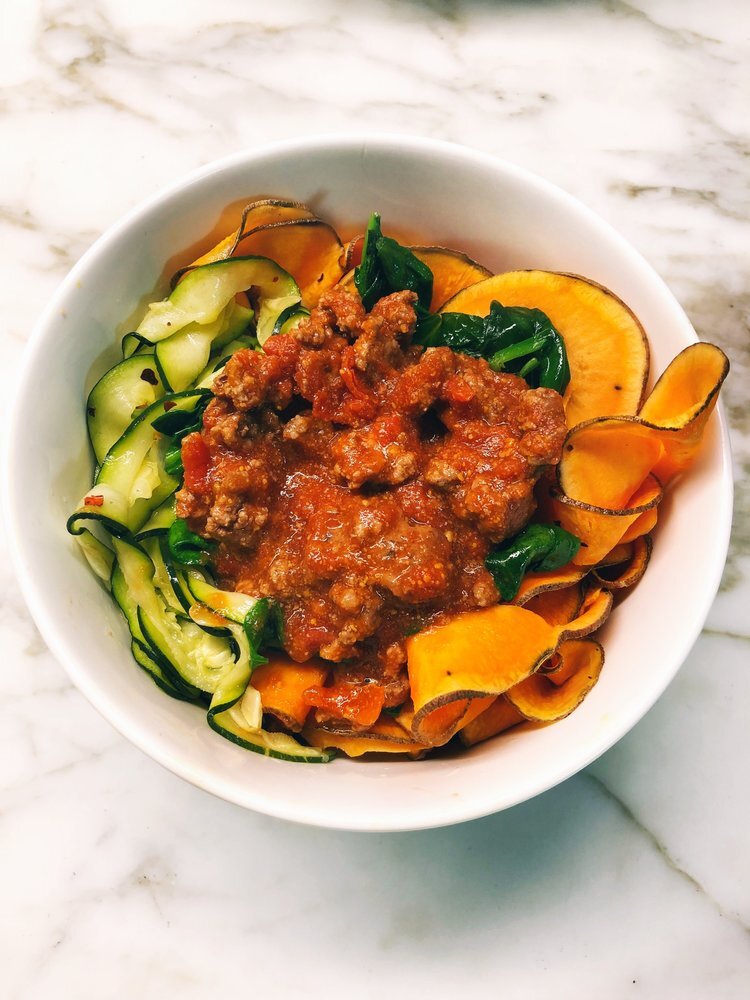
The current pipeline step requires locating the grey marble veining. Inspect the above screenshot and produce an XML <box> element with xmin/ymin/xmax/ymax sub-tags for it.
<box><xmin>1</xmin><ymin>1</ymin><xmax>749</xmax><ymax>996</ymax></box>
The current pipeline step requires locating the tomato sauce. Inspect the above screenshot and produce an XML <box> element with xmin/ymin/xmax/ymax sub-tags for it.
<box><xmin>176</xmin><ymin>287</ymin><xmax>567</xmax><ymax>723</ymax></box>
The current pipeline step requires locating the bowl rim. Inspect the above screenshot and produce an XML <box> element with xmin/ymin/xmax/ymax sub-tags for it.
<box><xmin>4</xmin><ymin>133</ymin><xmax>734</xmax><ymax>831</ymax></box>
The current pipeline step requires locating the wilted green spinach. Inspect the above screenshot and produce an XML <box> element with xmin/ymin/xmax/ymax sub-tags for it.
<box><xmin>354</xmin><ymin>215</ymin><xmax>570</xmax><ymax>393</ymax></box>
<box><xmin>486</xmin><ymin>523</ymin><xmax>581</xmax><ymax>602</ymax></box>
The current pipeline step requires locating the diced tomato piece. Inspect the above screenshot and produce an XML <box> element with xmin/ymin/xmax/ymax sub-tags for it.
<box><xmin>374</xmin><ymin>413</ymin><xmax>407</xmax><ymax>445</ymax></box>
<box><xmin>444</xmin><ymin>375</ymin><xmax>475</xmax><ymax>405</ymax></box>
<box><xmin>263</xmin><ymin>333</ymin><xmax>301</xmax><ymax>376</ymax></box>
<box><xmin>303</xmin><ymin>682</ymin><xmax>385</xmax><ymax>728</ymax></box>
<box><xmin>336</xmin><ymin>345</ymin><xmax>379</xmax><ymax>425</ymax></box>
<box><xmin>339</xmin><ymin>346</ymin><xmax>372</xmax><ymax>402</ymax></box>
<box><xmin>182</xmin><ymin>432</ymin><xmax>211</xmax><ymax>495</ymax></box>
<box><xmin>236</xmin><ymin>347</ymin><xmax>260</xmax><ymax>371</ymax></box>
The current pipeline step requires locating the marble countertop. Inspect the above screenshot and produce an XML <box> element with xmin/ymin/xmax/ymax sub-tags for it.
<box><xmin>2</xmin><ymin>1</ymin><xmax>748</xmax><ymax>996</ymax></box>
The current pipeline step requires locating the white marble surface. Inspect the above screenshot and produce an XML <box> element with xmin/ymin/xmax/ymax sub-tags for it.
<box><xmin>2</xmin><ymin>1</ymin><xmax>749</xmax><ymax>996</ymax></box>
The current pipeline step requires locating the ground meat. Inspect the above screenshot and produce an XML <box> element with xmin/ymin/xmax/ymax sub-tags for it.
<box><xmin>295</xmin><ymin>286</ymin><xmax>366</xmax><ymax>344</ymax></box>
<box><xmin>176</xmin><ymin>288</ymin><xmax>568</xmax><ymax>719</ymax></box>
<box><xmin>332</xmin><ymin>414</ymin><xmax>420</xmax><ymax>488</ymax></box>
<box><xmin>212</xmin><ymin>339</ymin><xmax>298</xmax><ymax>412</ymax></box>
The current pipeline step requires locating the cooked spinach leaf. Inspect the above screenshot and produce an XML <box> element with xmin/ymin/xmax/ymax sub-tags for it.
<box><xmin>354</xmin><ymin>213</ymin><xmax>434</xmax><ymax>328</ymax></box>
<box><xmin>354</xmin><ymin>216</ymin><xmax>569</xmax><ymax>392</ymax></box>
<box><xmin>153</xmin><ymin>397</ymin><xmax>210</xmax><ymax>480</ymax></box>
<box><xmin>243</xmin><ymin>598</ymin><xmax>271</xmax><ymax>669</ymax></box>
<box><xmin>164</xmin><ymin>442</ymin><xmax>183</xmax><ymax>477</ymax></box>
<box><xmin>260</xmin><ymin>600</ymin><xmax>285</xmax><ymax>651</ymax></box>
<box><xmin>151</xmin><ymin>398</ymin><xmax>208</xmax><ymax>439</ymax></box>
<box><xmin>167</xmin><ymin>518</ymin><xmax>216</xmax><ymax>567</ymax></box>
<box><xmin>486</xmin><ymin>523</ymin><xmax>581</xmax><ymax>602</ymax></box>
<box><xmin>417</xmin><ymin>301</ymin><xmax>570</xmax><ymax>394</ymax></box>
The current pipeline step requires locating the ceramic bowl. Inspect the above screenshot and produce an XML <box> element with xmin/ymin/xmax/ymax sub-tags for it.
<box><xmin>5</xmin><ymin>135</ymin><xmax>732</xmax><ymax>831</ymax></box>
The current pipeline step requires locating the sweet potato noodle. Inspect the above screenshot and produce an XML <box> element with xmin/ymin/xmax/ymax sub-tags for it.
<box><xmin>68</xmin><ymin>199</ymin><xmax>729</xmax><ymax>762</ymax></box>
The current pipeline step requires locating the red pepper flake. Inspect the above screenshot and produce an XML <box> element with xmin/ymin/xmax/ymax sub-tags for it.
<box><xmin>84</xmin><ymin>494</ymin><xmax>104</xmax><ymax>507</ymax></box>
<box><xmin>164</xmin><ymin>400</ymin><xmax>176</xmax><ymax>411</ymax></box>
<box><xmin>140</xmin><ymin>367</ymin><xmax>158</xmax><ymax>385</ymax></box>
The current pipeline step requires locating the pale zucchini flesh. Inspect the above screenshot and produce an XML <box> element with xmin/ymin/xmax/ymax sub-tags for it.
<box><xmin>136</xmin><ymin>256</ymin><xmax>299</xmax><ymax>343</ymax></box>
<box><xmin>68</xmin><ymin>390</ymin><xmax>209</xmax><ymax>539</ymax></box>
<box><xmin>87</xmin><ymin>354</ymin><xmax>163</xmax><ymax>464</ymax></box>
<box><xmin>154</xmin><ymin>301</ymin><xmax>253</xmax><ymax>392</ymax></box>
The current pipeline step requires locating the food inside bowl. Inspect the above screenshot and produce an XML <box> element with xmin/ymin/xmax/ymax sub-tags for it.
<box><xmin>67</xmin><ymin>199</ymin><xmax>728</xmax><ymax>762</ymax></box>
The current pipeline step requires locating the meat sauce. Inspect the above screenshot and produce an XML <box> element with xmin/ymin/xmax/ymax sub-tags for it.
<box><xmin>176</xmin><ymin>288</ymin><xmax>567</xmax><ymax>724</ymax></box>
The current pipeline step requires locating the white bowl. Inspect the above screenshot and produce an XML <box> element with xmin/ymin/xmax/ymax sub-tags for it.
<box><xmin>5</xmin><ymin>135</ymin><xmax>732</xmax><ymax>831</ymax></box>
